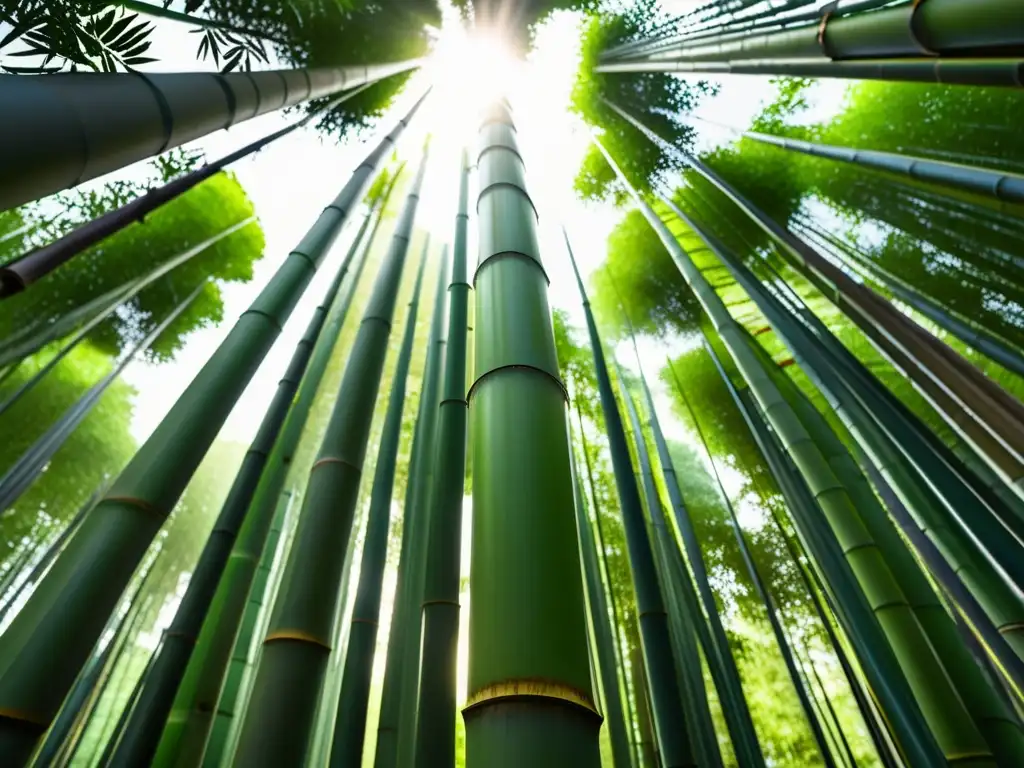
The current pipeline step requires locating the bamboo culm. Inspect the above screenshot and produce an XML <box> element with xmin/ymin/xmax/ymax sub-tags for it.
<box><xmin>152</xmin><ymin>174</ymin><xmax>398</xmax><ymax>768</ymax></box>
<box><xmin>0</xmin><ymin>60</ymin><xmax>424</xmax><ymax>212</ymax></box>
<box><xmin>0</xmin><ymin>94</ymin><xmax>425</xmax><ymax>767</ymax></box>
<box><xmin>231</xmin><ymin>145</ymin><xmax>430</xmax><ymax>766</ymax></box>
<box><xmin>413</xmin><ymin>151</ymin><xmax>472</xmax><ymax>768</ymax></box>
<box><xmin>328</xmin><ymin>243</ymin><xmax>428</xmax><ymax>767</ymax></box>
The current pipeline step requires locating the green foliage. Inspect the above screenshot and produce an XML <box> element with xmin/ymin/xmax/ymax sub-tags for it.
<box><xmin>0</xmin><ymin>159</ymin><xmax>264</xmax><ymax>363</ymax></box>
<box><xmin>571</xmin><ymin>0</ymin><xmax>715</xmax><ymax>202</ymax></box>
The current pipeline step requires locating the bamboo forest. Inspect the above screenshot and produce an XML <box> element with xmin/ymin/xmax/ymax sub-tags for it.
<box><xmin>2</xmin><ymin>0</ymin><xmax>1024</xmax><ymax>765</ymax></box>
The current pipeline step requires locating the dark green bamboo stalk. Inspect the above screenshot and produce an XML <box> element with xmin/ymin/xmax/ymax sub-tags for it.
<box><xmin>669</xmin><ymin>362</ymin><xmax>838</xmax><ymax>766</ymax></box>
<box><xmin>0</xmin><ymin>97</ymin><xmax>425</xmax><ymax>767</ymax></box>
<box><xmin>703</xmin><ymin>338</ymin><xmax>946</xmax><ymax>766</ymax></box>
<box><xmin>618</xmin><ymin>325</ymin><xmax>762</xmax><ymax>765</ymax></box>
<box><xmin>327</xmin><ymin>241</ymin><xmax>427</xmax><ymax>767</ymax></box>
<box><xmin>0</xmin><ymin>218</ymin><xmax>255</xmax><ymax>416</ymax></box>
<box><xmin>412</xmin><ymin>151</ymin><xmax>472</xmax><ymax>767</ymax></box>
<box><xmin>576</xmin><ymin>404</ymin><xmax>643</xmax><ymax>768</ymax></box>
<box><xmin>630</xmin><ymin>643</ymin><xmax>659</xmax><ymax>768</ymax></box>
<box><xmin>201</xmin><ymin>490</ymin><xmax>295</xmax><ymax>767</ymax></box>
<box><xmin>0</xmin><ymin>61</ymin><xmax>424</xmax><ymax>212</ymax></box>
<box><xmin>108</xmin><ymin>197</ymin><xmax>383</xmax><ymax>767</ymax></box>
<box><xmin>594</xmin><ymin>134</ymin><xmax>990</xmax><ymax>764</ymax></box>
<box><xmin>153</xmin><ymin>170</ymin><xmax>400</xmax><ymax>768</ymax></box>
<box><xmin>595</xmin><ymin>56</ymin><xmax>1024</xmax><ymax>88</ymax></box>
<box><xmin>616</xmin><ymin>368</ymin><xmax>722</xmax><ymax>768</ymax></box>
<box><xmin>373</xmin><ymin>239</ymin><xmax>447</xmax><ymax>768</ymax></box>
<box><xmin>802</xmin><ymin>648</ymin><xmax>859</xmax><ymax>768</ymax></box>
<box><xmin>0</xmin><ymin>82</ymin><xmax>374</xmax><ymax>294</ymax></box>
<box><xmin>230</xmin><ymin>145</ymin><xmax>430</xmax><ymax>766</ymax></box>
<box><xmin>614</xmin><ymin>0</ymin><xmax>1023</xmax><ymax>64</ymax></box>
<box><xmin>0</xmin><ymin>280</ymin><xmax>205</xmax><ymax>512</ymax></box>
<box><xmin>562</xmin><ymin>222</ymin><xmax>690</xmax><ymax>766</ymax></box>
<box><xmin>463</xmin><ymin>98</ymin><xmax>601</xmax><ymax>767</ymax></box>
<box><xmin>568</xmin><ymin>414</ymin><xmax>633</xmax><ymax>768</ymax></box>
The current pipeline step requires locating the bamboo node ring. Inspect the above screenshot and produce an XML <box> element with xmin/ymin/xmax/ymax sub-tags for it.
<box><xmin>908</xmin><ymin>0</ymin><xmax>938</xmax><ymax>57</ymax></box>
<box><xmin>263</xmin><ymin>629</ymin><xmax>332</xmax><ymax>650</ymax></box>
<box><xmin>462</xmin><ymin>678</ymin><xmax>600</xmax><ymax>718</ymax></box>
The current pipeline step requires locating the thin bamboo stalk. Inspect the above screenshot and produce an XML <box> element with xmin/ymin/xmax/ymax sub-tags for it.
<box><xmin>0</xmin><ymin>97</ymin><xmax>425</xmax><ymax>766</ymax></box>
<box><xmin>230</xmin><ymin>145</ymin><xmax>430</xmax><ymax>766</ymax></box>
<box><xmin>108</xmin><ymin>202</ymin><xmax>374</xmax><ymax>766</ymax></box>
<box><xmin>563</xmin><ymin>225</ymin><xmax>690</xmax><ymax>766</ymax></box>
<box><xmin>594</xmin><ymin>56</ymin><xmax>1024</xmax><ymax>88</ymax></box>
<box><xmin>617</xmin><ymin>368</ymin><xmax>723</xmax><ymax>768</ymax></box>
<box><xmin>681</xmin><ymin>210</ymin><xmax>1024</xmax><ymax>762</ymax></box>
<box><xmin>0</xmin><ymin>60</ymin><xmax>425</xmax><ymax>212</ymax></box>
<box><xmin>706</xmin><ymin>339</ymin><xmax>945</xmax><ymax>765</ymax></box>
<box><xmin>569</xmin><ymin>415</ymin><xmax>633</xmax><ymax>768</ymax></box>
<box><xmin>0</xmin><ymin>217</ymin><xmax>255</xmax><ymax>417</ymax></box>
<box><xmin>327</xmin><ymin>241</ymin><xmax>427</xmax><ymax>767</ymax></box>
<box><xmin>412</xmin><ymin>151</ymin><xmax>472</xmax><ymax>767</ymax></box>
<box><xmin>154</xmin><ymin>172</ymin><xmax>398</xmax><ymax>768</ymax></box>
<box><xmin>373</xmin><ymin>237</ymin><xmax>447</xmax><ymax>768</ymax></box>
<box><xmin>0</xmin><ymin>281</ymin><xmax>205</xmax><ymax>512</ymax></box>
<box><xmin>0</xmin><ymin>83</ymin><xmax>374</xmax><ymax>295</ymax></box>
<box><xmin>463</xmin><ymin>99</ymin><xmax>601</xmax><ymax>766</ymax></box>
<box><xmin>593</xmin><ymin>134</ymin><xmax>990</xmax><ymax>765</ymax></box>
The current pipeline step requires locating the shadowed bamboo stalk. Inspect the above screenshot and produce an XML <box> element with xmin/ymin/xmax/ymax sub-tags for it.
<box><xmin>704</xmin><ymin>336</ymin><xmax>947</xmax><ymax>765</ymax></box>
<box><xmin>107</xmin><ymin>191</ymin><xmax>388</xmax><ymax>767</ymax></box>
<box><xmin>373</xmin><ymin>238</ymin><xmax>447</xmax><ymax>768</ymax></box>
<box><xmin>412</xmin><ymin>150</ymin><xmax>472</xmax><ymax>767</ymax></box>
<box><xmin>593</xmin><ymin>133</ymin><xmax>994</xmax><ymax>765</ymax></box>
<box><xmin>682</xmin><ymin>214</ymin><xmax>1024</xmax><ymax>762</ymax></box>
<box><xmin>327</xmin><ymin>240</ymin><xmax>427</xmax><ymax>767</ymax></box>
<box><xmin>0</xmin><ymin>60</ymin><xmax>424</xmax><ymax>212</ymax></box>
<box><xmin>568</xmin><ymin>413</ymin><xmax>633</xmax><ymax>768</ymax></box>
<box><xmin>613</xmin><ymin>300</ymin><xmax>763</xmax><ymax>766</ymax></box>
<box><xmin>595</xmin><ymin>56</ymin><xmax>1024</xmax><ymax>88</ymax></box>
<box><xmin>0</xmin><ymin>96</ymin><xmax>425</xmax><ymax>767</ymax></box>
<box><xmin>0</xmin><ymin>217</ymin><xmax>256</xmax><ymax>417</ymax></box>
<box><xmin>606</xmin><ymin>99</ymin><xmax>1024</xmax><ymax>497</ymax></box>
<box><xmin>0</xmin><ymin>82</ymin><xmax>376</xmax><ymax>295</ymax></box>
<box><xmin>563</xmin><ymin>225</ymin><xmax>690</xmax><ymax>766</ymax></box>
<box><xmin>230</xmin><ymin>144</ymin><xmax>430</xmax><ymax>766</ymax></box>
<box><xmin>153</xmin><ymin>169</ymin><xmax>400</xmax><ymax>768</ymax></box>
<box><xmin>463</xmin><ymin>98</ymin><xmax>601</xmax><ymax>767</ymax></box>
<box><xmin>616</xmin><ymin>367</ymin><xmax>722</xmax><ymax>768</ymax></box>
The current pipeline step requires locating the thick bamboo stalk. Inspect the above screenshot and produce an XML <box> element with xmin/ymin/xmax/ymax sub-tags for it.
<box><xmin>595</xmin><ymin>56</ymin><xmax>1024</xmax><ymax>88</ymax></box>
<box><xmin>373</xmin><ymin>237</ymin><xmax>447</xmax><ymax>768</ymax></box>
<box><xmin>563</xmin><ymin>221</ymin><xmax>689</xmax><ymax>766</ymax></box>
<box><xmin>463</xmin><ymin>98</ymin><xmax>601</xmax><ymax>767</ymax></box>
<box><xmin>0</xmin><ymin>281</ymin><xmax>205</xmax><ymax>512</ymax></box>
<box><xmin>0</xmin><ymin>83</ymin><xmax>375</xmax><ymax>295</ymax></box>
<box><xmin>568</xmin><ymin>417</ymin><xmax>633</xmax><ymax>768</ymax></box>
<box><xmin>594</xmin><ymin>135</ymin><xmax>994</xmax><ymax>764</ymax></box>
<box><xmin>230</xmin><ymin>145</ymin><xmax>430</xmax><ymax>766</ymax></box>
<box><xmin>617</xmin><ymin>369</ymin><xmax>722</xmax><ymax>768</ymax></box>
<box><xmin>327</xmin><ymin>242</ymin><xmax>427</xmax><ymax>767</ymax></box>
<box><xmin>0</xmin><ymin>217</ymin><xmax>255</xmax><ymax>416</ymax></box>
<box><xmin>412</xmin><ymin>152</ymin><xmax>472</xmax><ymax>767</ymax></box>
<box><xmin>0</xmin><ymin>60</ymin><xmax>424</xmax><ymax>212</ymax></box>
<box><xmin>153</xmin><ymin>174</ymin><xmax>397</xmax><ymax>768</ymax></box>
<box><xmin>618</xmin><ymin>0</ymin><xmax>1024</xmax><ymax>64</ymax></box>
<box><xmin>0</xmin><ymin>97</ymin><xmax>424</xmax><ymax>766</ymax></box>
<box><xmin>107</xmin><ymin>200</ymin><xmax>379</xmax><ymax>766</ymax></box>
